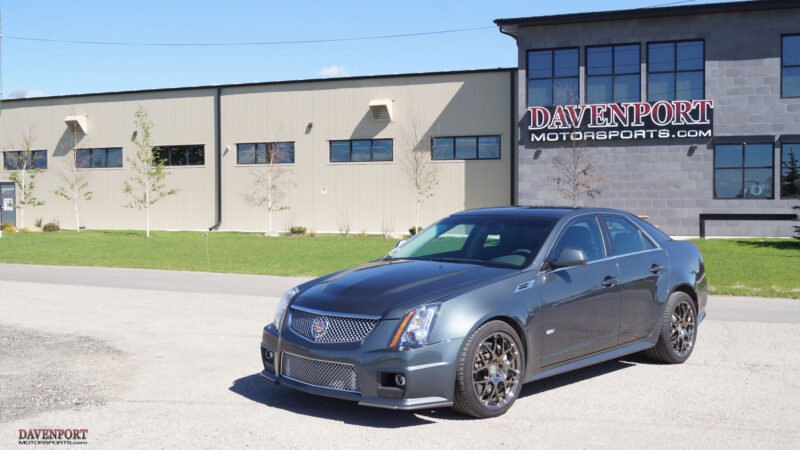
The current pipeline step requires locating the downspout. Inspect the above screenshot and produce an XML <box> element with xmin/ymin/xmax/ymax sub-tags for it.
<box><xmin>209</xmin><ymin>87</ymin><xmax>222</xmax><ymax>230</ymax></box>
<box><xmin>509</xmin><ymin>69</ymin><xmax>516</xmax><ymax>206</ymax></box>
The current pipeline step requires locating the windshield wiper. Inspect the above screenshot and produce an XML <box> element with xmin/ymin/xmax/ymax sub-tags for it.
<box><xmin>426</xmin><ymin>257</ymin><xmax>517</xmax><ymax>269</ymax></box>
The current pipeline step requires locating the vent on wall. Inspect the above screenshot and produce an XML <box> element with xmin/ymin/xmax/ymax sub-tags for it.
<box><xmin>368</xmin><ymin>100</ymin><xmax>392</xmax><ymax>122</ymax></box>
<box><xmin>64</xmin><ymin>115</ymin><xmax>88</xmax><ymax>133</ymax></box>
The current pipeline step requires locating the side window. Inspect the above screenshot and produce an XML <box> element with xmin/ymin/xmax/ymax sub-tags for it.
<box><xmin>552</xmin><ymin>217</ymin><xmax>606</xmax><ymax>262</ymax></box>
<box><xmin>603</xmin><ymin>216</ymin><xmax>655</xmax><ymax>255</ymax></box>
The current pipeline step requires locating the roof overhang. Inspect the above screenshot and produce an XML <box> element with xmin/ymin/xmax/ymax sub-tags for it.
<box><xmin>494</xmin><ymin>0</ymin><xmax>800</xmax><ymax>35</ymax></box>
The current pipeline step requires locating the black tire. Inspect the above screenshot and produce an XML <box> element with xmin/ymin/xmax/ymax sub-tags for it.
<box><xmin>644</xmin><ymin>291</ymin><xmax>698</xmax><ymax>364</ymax></box>
<box><xmin>452</xmin><ymin>320</ymin><xmax>525</xmax><ymax>418</ymax></box>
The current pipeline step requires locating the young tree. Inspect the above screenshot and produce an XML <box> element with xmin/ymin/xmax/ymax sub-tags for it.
<box><xmin>549</xmin><ymin>85</ymin><xmax>607</xmax><ymax>207</ymax></box>
<box><xmin>793</xmin><ymin>205</ymin><xmax>800</xmax><ymax>241</ymax></box>
<box><xmin>782</xmin><ymin>148</ymin><xmax>800</xmax><ymax>198</ymax></box>
<box><xmin>242</xmin><ymin>142</ymin><xmax>293</xmax><ymax>236</ymax></box>
<box><xmin>399</xmin><ymin>120</ymin><xmax>438</xmax><ymax>233</ymax></box>
<box><xmin>122</xmin><ymin>105</ymin><xmax>178</xmax><ymax>237</ymax></box>
<box><xmin>54</xmin><ymin>128</ymin><xmax>92</xmax><ymax>231</ymax></box>
<box><xmin>7</xmin><ymin>129</ymin><xmax>44</xmax><ymax>228</ymax></box>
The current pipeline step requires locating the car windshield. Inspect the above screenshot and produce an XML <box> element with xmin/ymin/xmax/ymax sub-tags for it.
<box><xmin>388</xmin><ymin>215</ymin><xmax>559</xmax><ymax>269</ymax></box>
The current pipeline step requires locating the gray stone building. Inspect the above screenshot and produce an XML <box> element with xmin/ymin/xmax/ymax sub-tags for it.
<box><xmin>496</xmin><ymin>0</ymin><xmax>800</xmax><ymax>237</ymax></box>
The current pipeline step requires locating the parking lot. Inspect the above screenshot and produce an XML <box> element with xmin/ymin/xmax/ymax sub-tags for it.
<box><xmin>1</xmin><ymin>263</ymin><xmax>799</xmax><ymax>449</ymax></box>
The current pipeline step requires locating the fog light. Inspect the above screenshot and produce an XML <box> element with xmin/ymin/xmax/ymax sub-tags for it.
<box><xmin>394</xmin><ymin>374</ymin><xmax>406</xmax><ymax>386</ymax></box>
<box><xmin>265</xmin><ymin>350</ymin><xmax>274</xmax><ymax>360</ymax></box>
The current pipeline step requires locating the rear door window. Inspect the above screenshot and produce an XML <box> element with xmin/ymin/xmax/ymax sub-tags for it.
<box><xmin>602</xmin><ymin>216</ymin><xmax>656</xmax><ymax>255</ymax></box>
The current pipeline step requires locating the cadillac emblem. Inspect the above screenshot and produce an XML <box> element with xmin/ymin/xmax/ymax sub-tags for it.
<box><xmin>311</xmin><ymin>317</ymin><xmax>329</xmax><ymax>339</ymax></box>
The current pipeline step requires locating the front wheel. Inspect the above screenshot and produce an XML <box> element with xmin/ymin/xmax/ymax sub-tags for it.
<box><xmin>644</xmin><ymin>291</ymin><xmax>698</xmax><ymax>364</ymax></box>
<box><xmin>452</xmin><ymin>321</ymin><xmax>525</xmax><ymax>418</ymax></box>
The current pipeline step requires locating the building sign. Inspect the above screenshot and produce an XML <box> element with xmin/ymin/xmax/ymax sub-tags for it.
<box><xmin>528</xmin><ymin>100</ymin><xmax>713</xmax><ymax>142</ymax></box>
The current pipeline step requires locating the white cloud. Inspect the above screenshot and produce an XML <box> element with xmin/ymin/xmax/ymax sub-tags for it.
<box><xmin>317</xmin><ymin>66</ymin><xmax>350</xmax><ymax>78</ymax></box>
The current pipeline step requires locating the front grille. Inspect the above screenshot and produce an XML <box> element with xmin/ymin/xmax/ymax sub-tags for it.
<box><xmin>280</xmin><ymin>352</ymin><xmax>360</xmax><ymax>393</ymax></box>
<box><xmin>289</xmin><ymin>307</ymin><xmax>378</xmax><ymax>343</ymax></box>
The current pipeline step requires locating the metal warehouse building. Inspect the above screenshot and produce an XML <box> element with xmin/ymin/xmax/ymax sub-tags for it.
<box><xmin>1</xmin><ymin>0</ymin><xmax>799</xmax><ymax>237</ymax></box>
<box><xmin>0</xmin><ymin>70</ymin><xmax>514</xmax><ymax>234</ymax></box>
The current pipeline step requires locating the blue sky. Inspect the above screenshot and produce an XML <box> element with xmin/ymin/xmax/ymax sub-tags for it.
<box><xmin>0</xmin><ymin>0</ymin><xmax>734</xmax><ymax>97</ymax></box>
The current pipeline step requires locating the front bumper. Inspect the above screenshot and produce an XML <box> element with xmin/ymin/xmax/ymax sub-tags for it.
<box><xmin>259</xmin><ymin>322</ymin><xmax>463</xmax><ymax>410</ymax></box>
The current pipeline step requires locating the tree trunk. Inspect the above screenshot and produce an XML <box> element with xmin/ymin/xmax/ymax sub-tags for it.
<box><xmin>145</xmin><ymin>179</ymin><xmax>151</xmax><ymax>238</ymax></box>
<box><xmin>266</xmin><ymin>168</ymin><xmax>273</xmax><ymax>236</ymax></box>
<box><xmin>74</xmin><ymin>196</ymin><xmax>80</xmax><ymax>232</ymax></box>
<box><xmin>414</xmin><ymin>200</ymin><xmax>420</xmax><ymax>234</ymax></box>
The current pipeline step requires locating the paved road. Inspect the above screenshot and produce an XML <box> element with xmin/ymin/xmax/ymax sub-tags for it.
<box><xmin>0</xmin><ymin>264</ymin><xmax>798</xmax><ymax>448</ymax></box>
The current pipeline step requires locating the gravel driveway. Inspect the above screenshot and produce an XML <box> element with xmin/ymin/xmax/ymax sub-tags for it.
<box><xmin>0</xmin><ymin>264</ymin><xmax>798</xmax><ymax>449</ymax></box>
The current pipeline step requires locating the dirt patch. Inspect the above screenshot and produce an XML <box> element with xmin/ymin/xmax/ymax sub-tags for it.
<box><xmin>0</xmin><ymin>325</ymin><xmax>130</xmax><ymax>422</ymax></box>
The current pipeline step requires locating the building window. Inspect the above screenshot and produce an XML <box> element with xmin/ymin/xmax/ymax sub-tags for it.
<box><xmin>527</xmin><ymin>48</ymin><xmax>579</xmax><ymax>106</ymax></box>
<box><xmin>76</xmin><ymin>148</ymin><xmax>123</xmax><ymax>168</ymax></box>
<box><xmin>647</xmin><ymin>40</ymin><xmax>704</xmax><ymax>101</ymax></box>
<box><xmin>586</xmin><ymin>44</ymin><xmax>640</xmax><ymax>103</ymax></box>
<box><xmin>714</xmin><ymin>143</ymin><xmax>774</xmax><ymax>199</ymax></box>
<box><xmin>237</xmin><ymin>142</ymin><xmax>294</xmax><ymax>165</ymax></box>
<box><xmin>782</xmin><ymin>34</ymin><xmax>800</xmax><ymax>98</ymax></box>
<box><xmin>432</xmin><ymin>136</ymin><xmax>501</xmax><ymax>160</ymax></box>
<box><xmin>154</xmin><ymin>145</ymin><xmax>204</xmax><ymax>166</ymax></box>
<box><xmin>329</xmin><ymin>139</ymin><xmax>392</xmax><ymax>162</ymax></box>
<box><xmin>782</xmin><ymin>143</ymin><xmax>800</xmax><ymax>198</ymax></box>
<box><xmin>3</xmin><ymin>151</ymin><xmax>47</xmax><ymax>170</ymax></box>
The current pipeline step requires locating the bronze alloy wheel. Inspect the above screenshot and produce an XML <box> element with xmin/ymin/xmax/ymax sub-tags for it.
<box><xmin>671</xmin><ymin>299</ymin><xmax>696</xmax><ymax>357</ymax></box>
<box><xmin>471</xmin><ymin>332</ymin><xmax>521</xmax><ymax>409</ymax></box>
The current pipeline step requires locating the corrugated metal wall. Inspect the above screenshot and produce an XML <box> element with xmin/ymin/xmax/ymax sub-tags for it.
<box><xmin>0</xmin><ymin>70</ymin><xmax>512</xmax><ymax>233</ymax></box>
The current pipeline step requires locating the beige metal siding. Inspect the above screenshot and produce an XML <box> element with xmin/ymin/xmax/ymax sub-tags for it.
<box><xmin>0</xmin><ymin>70</ymin><xmax>511</xmax><ymax>233</ymax></box>
<box><xmin>221</xmin><ymin>71</ymin><xmax>512</xmax><ymax>234</ymax></box>
<box><xmin>0</xmin><ymin>91</ymin><xmax>216</xmax><ymax>230</ymax></box>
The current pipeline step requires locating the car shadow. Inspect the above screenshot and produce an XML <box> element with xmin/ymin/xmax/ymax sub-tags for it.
<box><xmin>231</xmin><ymin>355</ymin><xmax>649</xmax><ymax>426</ymax></box>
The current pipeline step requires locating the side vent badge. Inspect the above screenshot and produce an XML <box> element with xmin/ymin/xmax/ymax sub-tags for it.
<box><xmin>514</xmin><ymin>281</ymin><xmax>535</xmax><ymax>293</ymax></box>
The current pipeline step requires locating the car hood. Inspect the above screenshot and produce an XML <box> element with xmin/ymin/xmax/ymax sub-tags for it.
<box><xmin>291</xmin><ymin>259</ymin><xmax>514</xmax><ymax>319</ymax></box>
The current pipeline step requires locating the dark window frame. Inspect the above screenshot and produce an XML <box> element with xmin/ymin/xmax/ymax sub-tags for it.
<box><xmin>646</xmin><ymin>39</ymin><xmax>705</xmax><ymax>101</ymax></box>
<box><xmin>327</xmin><ymin>139</ymin><xmax>393</xmax><ymax>163</ymax></box>
<box><xmin>236</xmin><ymin>142</ymin><xmax>295</xmax><ymax>165</ymax></box>
<box><xmin>599</xmin><ymin>214</ymin><xmax>657</xmax><ymax>257</ymax></box>
<box><xmin>585</xmin><ymin>43</ymin><xmax>641</xmax><ymax>104</ymax></box>
<box><xmin>780</xmin><ymin>138</ymin><xmax>800</xmax><ymax>199</ymax></box>
<box><xmin>430</xmin><ymin>135</ymin><xmax>502</xmax><ymax>161</ymax></box>
<box><xmin>781</xmin><ymin>34</ymin><xmax>800</xmax><ymax>99</ymax></box>
<box><xmin>153</xmin><ymin>144</ymin><xmax>205</xmax><ymax>167</ymax></box>
<box><xmin>3</xmin><ymin>150</ymin><xmax>47</xmax><ymax>170</ymax></box>
<box><xmin>713</xmin><ymin>140</ymin><xmax>775</xmax><ymax>200</ymax></box>
<box><xmin>75</xmin><ymin>147</ymin><xmax>123</xmax><ymax>169</ymax></box>
<box><xmin>526</xmin><ymin>46</ymin><xmax>580</xmax><ymax>107</ymax></box>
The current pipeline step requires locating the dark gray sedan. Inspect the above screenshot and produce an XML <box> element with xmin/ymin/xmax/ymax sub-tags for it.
<box><xmin>260</xmin><ymin>207</ymin><xmax>706</xmax><ymax>418</ymax></box>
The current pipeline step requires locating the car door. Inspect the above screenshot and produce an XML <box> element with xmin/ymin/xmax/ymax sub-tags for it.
<box><xmin>600</xmin><ymin>215</ymin><xmax>670</xmax><ymax>344</ymax></box>
<box><xmin>538</xmin><ymin>215</ymin><xmax>621</xmax><ymax>367</ymax></box>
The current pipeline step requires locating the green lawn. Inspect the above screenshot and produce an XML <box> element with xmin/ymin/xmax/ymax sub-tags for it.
<box><xmin>0</xmin><ymin>231</ymin><xmax>396</xmax><ymax>277</ymax></box>
<box><xmin>690</xmin><ymin>238</ymin><xmax>800</xmax><ymax>299</ymax></box>
<box><xmin>0</xmin><ymin>231</ymin><xmax>797</xmax><ymax>298</ymax></box>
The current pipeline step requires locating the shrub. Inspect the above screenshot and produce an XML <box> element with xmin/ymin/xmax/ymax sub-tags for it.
<box><xmin>1</xmin><ymin>222</ymin><xmax>15</xmax><ymax>232</ymax></box>
<box><xmin>358</xmin><ymin>229</ymin><xmax>368</xmax><ymax>238</ymax></box>
<box><xmin>408</xmin><ymin>226</ymin><xmax>422</xmax><ymax>236</ymax></box>
<box><xmin>289</xmin><ymin>225</ymin><xmax>307</xmax><ymax>235</ymax></box>
<box><xmin>42</xmin><ymin>222</ymin><xmax>60</xmax><ymax>232</ymax></box>
<box><xmin>20</xmin><ymin>227</ymin><xmax>30</xmax><ymax>233</ymax></box>
<box><xmin>34</xmin><ymin>217</ymin><xmax>44</xmax><ymax>228</ymax></box>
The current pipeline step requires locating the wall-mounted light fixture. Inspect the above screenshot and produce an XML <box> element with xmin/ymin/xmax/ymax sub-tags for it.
<box><xmin>131</xmin><ymin>130</ymin><xmax>137</xmax><ymax>141</ymax></box>
<box><xmin>534</xmin><ymin>148</ymin><xmax>543</xmax><ymax>160</ymax></box>
<box><xmin>687</xmin><ymin>144</ymin><xmax>697</xmax><ymax>156</ymax></box>
<box><xmin>307</xmin><ymin>122</ymin><xmax>313</xmax><ymax>129</ymax></box>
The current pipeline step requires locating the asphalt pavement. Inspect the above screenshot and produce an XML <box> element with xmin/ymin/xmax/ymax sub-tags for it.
<box><xmin>0</xmin><ymin>263</ymin><xmax>798</xmax><ymax>448</ymax></box>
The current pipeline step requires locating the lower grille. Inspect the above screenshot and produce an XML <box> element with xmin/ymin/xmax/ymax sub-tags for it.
<box><xmin>280</xmin><ymin>352</ymin><xmax>360</xmax><ymax>393</ymax></box>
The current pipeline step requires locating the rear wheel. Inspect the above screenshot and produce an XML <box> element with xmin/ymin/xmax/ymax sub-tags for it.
<box><xmin>452</xmin><ymin>321</ymin><xmax>524</xmax><ymax>418</ymax></box>
<box><xmin>645</xmin><ymin>291</ymin><xmax>697</xmax><ymax>364</ymax></box>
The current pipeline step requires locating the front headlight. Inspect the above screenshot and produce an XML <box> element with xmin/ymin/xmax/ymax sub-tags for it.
<box><xmin>390</xmin><ymin>304</ymin><xmax>440</xmax><ymax>351</ymax></box>
<box><xmin>273</xmin><ymin>287</ymin><xmax>299</xmax><ymax>328</ymax></box>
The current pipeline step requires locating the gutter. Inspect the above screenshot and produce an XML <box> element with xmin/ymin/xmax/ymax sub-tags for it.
<box><xmin>509</xmin><ymin>70</ymin><xmax>516</xmax><ymax>206</ymax></box>
<box><xmin>209</xmin><ymin>87</ymin><xmax>222</xmax><ymax>230</ymax></box>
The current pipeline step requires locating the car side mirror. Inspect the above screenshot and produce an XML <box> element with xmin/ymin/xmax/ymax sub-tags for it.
<box><xmin>549</xmin><ymin>248</ymin><xmax>588</xmax><ymax>269</ymax></box>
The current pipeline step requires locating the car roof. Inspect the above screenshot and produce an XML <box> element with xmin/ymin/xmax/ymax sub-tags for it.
<box><xmin>451</xmin><ymin>206</ymin><xmax>633</xmax><ymax>220</ymax></box>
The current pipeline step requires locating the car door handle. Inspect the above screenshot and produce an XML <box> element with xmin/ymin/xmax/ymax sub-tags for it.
<box><xmin>601</xmin><ymin>277</ymin><xmax>618</xmax><ymax>287</ymax></box>
<box><xmin>650</xmin><ymin>264</ymin><xmax>665</xmax><ymax>274</ymax></box>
